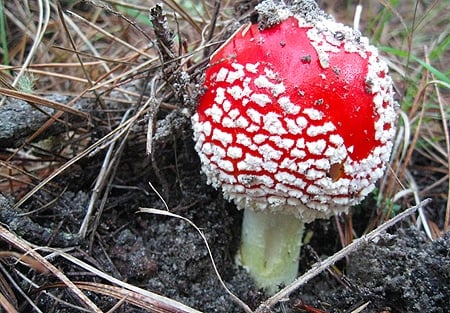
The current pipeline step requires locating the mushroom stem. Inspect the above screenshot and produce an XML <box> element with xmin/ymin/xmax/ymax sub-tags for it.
<box><xmin>238</xmin><ymin>209</ymin><xmax>305</xmax><ymax>294</ymax></box>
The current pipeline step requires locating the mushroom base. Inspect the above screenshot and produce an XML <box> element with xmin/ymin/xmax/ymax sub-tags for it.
<box><xmin>237</xmin><ymin>209</ymin><xmax>305</xmax><ymax>295</ymax></box>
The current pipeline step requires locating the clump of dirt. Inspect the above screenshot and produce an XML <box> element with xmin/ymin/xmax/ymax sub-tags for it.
<box><xmin>296</xmin><ymin>227</ymin><xmax>450</xmax><ymax>313</ymax></box>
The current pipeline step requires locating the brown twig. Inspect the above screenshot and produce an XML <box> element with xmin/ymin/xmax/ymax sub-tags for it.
<box><xmin>0</xmin><ymin>225</ymin><xmax>102</xmax><ymax>312</ymax></box>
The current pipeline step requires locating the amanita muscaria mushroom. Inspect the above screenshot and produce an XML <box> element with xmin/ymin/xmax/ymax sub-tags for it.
<box><xmin>192</xmin><ymin>0</ymin><xmax>397</xmax><ymax>294</ymax></box>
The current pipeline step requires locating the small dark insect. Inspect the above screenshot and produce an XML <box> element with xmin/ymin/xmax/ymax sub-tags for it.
<box><xmin>334</xmin><ymin>31</ymin><xmax>345</xmax><ymax>41</ymax></box>
<box><xmin>301</xmin><ymin>55</ymin><xmax>311</xmax><ymax>64</ymax></box>
<box><xmin>333</xmin><ymin>66</ymin><xmax>341</xmax><ymax>76</ymax></box>
<box><xmin>314</xmin><ymin>98</ymin><xmax>324</xmax><ymax>105</ymax></box>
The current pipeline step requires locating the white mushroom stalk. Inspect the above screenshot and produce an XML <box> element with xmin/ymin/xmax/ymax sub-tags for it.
<box><xmin>192</xmin><ymin>0</ymin><xmax>397</xmax><ymax>294</ymax></box>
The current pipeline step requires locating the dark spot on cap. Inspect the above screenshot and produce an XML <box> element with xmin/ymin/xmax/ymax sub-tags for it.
<box><xmin>333</xmin><ymin>66</ymin><xmax>341</xmax><ymax>76</ymax></box>
<box><xmin>301</xmin><ymin>55</ymin><xmax>311</xmax><ymax>64</ymax></box>
<box><xmin>334</xmin><ymin>31</ymin><xmax>345</xmax><ymax>41</ymax></box>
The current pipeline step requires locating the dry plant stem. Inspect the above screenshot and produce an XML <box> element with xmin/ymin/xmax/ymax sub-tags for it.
<box><xmin>0</xmin><ymin>263</ymin><xmax>45</xmax><ymax>313</ymax></box>
<box><xmin>88</xmin><ymin>124</ymin><xmax>132</xmax><ymax>252</ymax></box>
<box><xmin>0</xmin><ymin>87</ymin><xmax>87</xmax><ymax>118</ymax></box>
<box><xmin>79</xmin><ymin>107</ymin><xmax>134</xmax><ymax>237</ymax></box>
<box><xmin>0</xmin><ymin>225</ymin><xmax>102</xmax><ymax>313</ymax></box>
<box><xmin>256</xmin><ymin>198</ymin><xmax>431</xmax><ymax>313</ymax></box>
<box><xmin>159</xmin><ymin>0</ymin><xmax>202</xmax><ymax>34</ymax></box>
<box><xmin>65</xmin><ymin>9</ymin><xmax>154</xmax><ymax>59</ymax></box>
<box><xmin>11</xmin><ymin>0</ymin><xmax>50</xmax><ymax>89</ymax></box>
<box><xmin>0</xmin><ymin>291</ymin><xmax>19</xmax><ymax>313</ymax></box>
<box><xmin>432</xmin><ymin>79</ymin><xmax>450</xmax><ymax>232</ymax></box>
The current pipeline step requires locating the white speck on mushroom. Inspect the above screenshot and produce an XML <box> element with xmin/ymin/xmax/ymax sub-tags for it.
<box><xmin>296</xmin><ymin>116</ymin><xmax>308</xmax><ymax>129</ymax></box>
<box><xmin>303</xmin><ymin>108</ymin><xmax>323</xmax><ymax>120</ymax></box>
<box><xmin>333</xmin><ymin>197</ymin><xmax>351</xmax><ymax>206</ymax></box>
<box><xmin>306</xmin><ymin>139</ymin><xmax>327</xmax><ymax>155</ymax></box>
<box><xmin>228</xmin><ymin>108</ymin><xmax>241</xmax><ymax>120</ymax></box>
<box><xmin>297</xmin><ymin>159</ymin><xmax>314</xmax><ymax>173</ymax></box>
<box><xmin>238</xmin><ymin>154</ymin><xmax>263</xmax><ymax>171</ymax></box>
<box><xmin>251</xmin><ymin>93</ymin><xmax>272</xmax><ymax>107</ymax></box>
<box><xmin>223</xmin><ymin>100</ymin><xmax>232</xmax><ymax>112</ymax></box>
<box><xmin>268</xmin><ymin>196</ymin><xmax>287</xmax><ymax>206</ymax></box>
<box><xmin>264</xmin><ymin>67</ymin><xmax>278</xmax><ymax>80</ymax></box>
<box><xmin>218</xmin><ymin>160</ymin><xmax>234</xmax><ymax>172</ymax></box>
<box><xmin>247</xmin><ymin>108</ymin><xmax>263</xmax><ymax>124</ymax></box>
<box><xmin>195</xmin><ymin>119</ymin><xmax>211</xmax><ymax>137</ymax></box>
<box><xmin>247</xmin><ymin>124</ymin><xmax>261</xmax><ymax>133</ymax></box>
<box><xmin>306</xmin><ymin>184</ymin><xmax>321</xmax><ymax>195</ymax></box>
<box><xmin>329</xmin><ymin>134</ymin><xmax>344</xmax><ymax>146</ymax></box>
<box><xmin>246</xmin><ymin>62</ymin><xmax>260</xmax><ymax>73</ymax></box>
<box><xmin>280</xmin><ymin>158</ymin><xmax>298</xmax><ymax>171</ymax></box>
<box><xmin>296</xmin><ymin>138</ymin><xmax>306</xmax><ymax>148</ymax></box>
<box><xmin>254</xmin><ymin>74</ymin><xmax>286</xmax><ymax>96</ymax></box>
<box><xmin>227</xmin><ymin>146</ymin><xmax>243</xmax><ymax>158</ymax></box>
<box><xmin>285</xmin><ymin>118</ymin><xmax>304</xmax><ymax>134</ymax></box>
<box><xmin>324</xmin><ymin>145</ymin><xmax>347</xmax><ymax>163</ymax></box>
<box><xmin>219</xmin><ymin>172</ymin><xmax>238</xmax><ymax>184</ymax></box>
<box><xmin>227</xmin><ymin>85</ymin><xmax>244</xmax><ymax>100</ymax></box>
<box><xmin>278</xmin><ymin>96</ymin><xmax>300</xmax><ymax>114</ymax></box>
<box><xmin>212</xmin><ymin>128</ymin><xmax>233</xmax><ymax>146</ymax></box>
<box><xmin>258</xmin><ymin>174</ymin><xmax>275</xmax><ymax>187</ymax></box>
<box><xmin>253</xmin><ymin>133</ymin><xmax>268</xmax><ymax>144</ymax></box>
<box><xmin>347</xmin><ymin>145</ymin><xmax>354</xmax><ymax>153</ymax></box>
<box><xmin>237</xmin><ymin>174</ymin><xmax>256</xmax><ymax>186</ymax></box>
<box><xmin>306</xmin><ymin>121</ymin><xmax>336</xmax><ymax>136</ymax></box>
<box><xmin>222</xmin><ymin>117</ymin><xmax>234</xmax><ymax>128</ymax></box>
<box><xmin>258</xmin><ymin>143</ymin><xmax>283</xmax><ymax>160</ymax></box>
<box><xmin>216</xmin><ymin>68</ymin><xmax>229</xmax><ymax>82</ymax></box>
<box><xmin>306</xmin><ymin>168</ymin><xmax>326</xmax><ymax>180</ymax></box>
<box><xmin>269</xmin><ymin>136</ymin><xmax>295</xmax><ymax>149</ymax></box>
<box><xmin>263</xmin><ymin>112</ymin><xmax>287</xmax><ymax>134</ymax></box>
<box><xmin>314</xmin><ymin>158</ymin><xmax>330</xmax><ymax>170</ymax></box>
<box><xmin>262</xmin><ymin>160</ymin><xmax>279</xmax><ymax>173</ymax></box>
<box><xmin>236</xmin><ymin>116</ymin><xmax>250</xmax><ymax>128</ymax></box>
<box><xmin>291</xmin><ymin>148</ymin><xmax>306</xmax><ymax>159</ymax></box>
<box><xmin>275</xmin><ymin>183</ymin><xmax>292</xmax><ymax>194</ymax></box>
<box><xmin>205</xmin><ymin>104</ymin><xmax>223</xmax><ymax>123</ymax></box>
<box><xmin>226</xmin><ymin>62</ymin><xmax>245</xmax><ymax>83</ymax></box>
<box><xmin>214</xmin><ymin>87</ymin><xmax>226</xmax><ymax>105</ymax></box>
<box><xmin>201</xmin><ymin>142</ymin><xmax>214</xmax><ymax>155</ymax></box>
<box><xmin>310</xmin><ymin>200</ymin><xmax>329</xmax><ymax>212</ymax></box>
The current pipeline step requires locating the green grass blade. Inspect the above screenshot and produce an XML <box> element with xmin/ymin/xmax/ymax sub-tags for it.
<box><xmin>380</xmin><ymin>46</ymin><xmax>450</xmax><ymax>85</ymax></box>
<box><xmin>0</xmin><ymin>0</ymin><xmax>9</xmax><ymax>66</ymax></box>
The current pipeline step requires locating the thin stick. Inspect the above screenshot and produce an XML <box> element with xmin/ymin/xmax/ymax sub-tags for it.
<box><xmin>0</xmin><ymin>225</ymin><xmax>102</xmax><ymax>312</ymax></box>
<box><xmin>353</xmin><ymin>4</ymin><xmax>362</xmax><ymax>31</ymax></box>
<box><xmin>256</xmin><ymin>199</ymin><xmax>431</xmax><ymax>312</ymax></box>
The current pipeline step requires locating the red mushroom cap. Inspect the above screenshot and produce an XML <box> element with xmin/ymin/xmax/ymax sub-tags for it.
<box><xmin>192</xmin><ymin>10</ymin><xmax>396</xmax><ymax>222</ymax></box>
